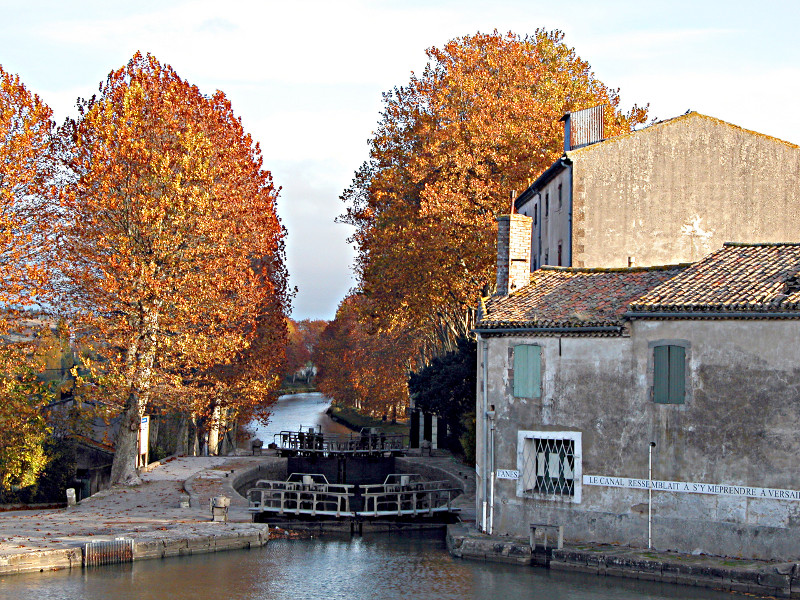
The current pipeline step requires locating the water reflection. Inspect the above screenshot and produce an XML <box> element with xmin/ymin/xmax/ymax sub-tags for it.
<box><xmin>0</xmin><ymin>531</ymin><xmax>735</xmax><ymax>600</ymax></box>
<box><xmin>251</xmin><ymin>392</ymin><xmax>352</xmax><ymax>446</ymax></box>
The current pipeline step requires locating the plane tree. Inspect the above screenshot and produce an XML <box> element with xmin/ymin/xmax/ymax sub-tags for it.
<box><xmin>58</xmin><ymin>53</ymin><xmax>289</xmax><ymax>483</ymax></box>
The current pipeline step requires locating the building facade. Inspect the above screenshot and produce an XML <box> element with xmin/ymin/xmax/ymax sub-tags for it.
<box><xmin>475</xmin><ymin>238</ymin><xmax>800</xmax><ymax>560</ymax></box>
<box><xmin>515</xmin><ymin>111</ymin><xmax>800</xmax><ymax>270</ymax></box>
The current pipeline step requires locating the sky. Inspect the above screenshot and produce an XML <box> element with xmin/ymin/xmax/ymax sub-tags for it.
<box><xmin>2</xmin><ymin>0</ymin><xmax>799</xmax><ymax>320</ymax></box>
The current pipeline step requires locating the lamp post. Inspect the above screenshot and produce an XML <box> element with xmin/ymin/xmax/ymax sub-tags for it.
<box><xmin>648</xmin><ymin>441</ymin><xmax>656</xmax><ymax>549</ymax></box>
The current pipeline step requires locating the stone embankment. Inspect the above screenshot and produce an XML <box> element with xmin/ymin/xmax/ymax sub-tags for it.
<box><xmin>447</xmin><ymin>523</ymin><xmax>800</xmax><ymax>598</ymax></box>
<box><xmin>0</xmin><ymin>454</ymin><xmax>281</xmax><ymax>576</ymax></box>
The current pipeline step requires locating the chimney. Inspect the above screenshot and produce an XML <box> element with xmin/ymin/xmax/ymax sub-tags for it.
<box><xmin>495</xmin><ymin>213</ymin><xmax>533</xmax><ymax>295</ymax></box>
<box><xmin>560</xmin><ymin>104</ymin><xmax>606</xmax><ymax>151</ymax></box>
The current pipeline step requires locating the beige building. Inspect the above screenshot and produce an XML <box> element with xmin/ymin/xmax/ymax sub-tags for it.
<box><xmin>476</xmin><ymin>237</ymin><xmax>800</xmax><ymax>560</ymax></box>
<box><xmin>515</xmin><ymin>109</ymin><xmax>800</xmax><ymax>270</ymax></box>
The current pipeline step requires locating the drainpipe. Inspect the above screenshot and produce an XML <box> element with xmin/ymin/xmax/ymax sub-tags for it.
<box><xmin>480</xmin><ymin>335</ymin><xmax>489</xmax><ymax>532</ymax></box>
<box><xmin>533</xmin><ymin>191</ymin><xmax>542</xmax><ymax>270</ymax></box>
<box><xmin>488</xmin><ymin>408</ymin><xmax>496</xmax><ymax>535</ymax></box>
<box><xmin>648</xmin><ymin>441</ymin><xmax>656</xmax><ymax>549</ymax></box>
<box><xmin>564</xmin><ymin>158</ymin><xmax>572</xmax><ymax>267</ymax></box>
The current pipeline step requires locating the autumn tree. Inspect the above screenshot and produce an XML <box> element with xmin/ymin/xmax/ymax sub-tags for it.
<box><xmin>285</xmin><ymin>318</ymin><xmax>327</xmax><ymax>382</ymax></box>
<box><xmin>58</xmin><ymin>53</ymin><xmax>289</xmax><ymax>484</ymax></box>
<box><xmin>0</xmin><ymin>64</ymin><xmax>57</xmax><ymax>488</ymax></box>
<box><xmin>341</xmin><ymin>30</ymin><xmax>647</xmax><ymax>355</ymax></box>
<box><xmin>314</xmin><ymin>296</ymin><xmax>413</xmax><ymax>419</ymax></box>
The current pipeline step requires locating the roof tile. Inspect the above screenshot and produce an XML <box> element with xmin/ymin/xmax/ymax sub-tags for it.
<box><xmin>480</xmin><ymin>265</ymin><xmax>687</xmax><ymax>330</ymax></box>
<box><xmin>630</xmin><ymin>243</ymin><xmax>800</xmax><ymax>312</ymax></box>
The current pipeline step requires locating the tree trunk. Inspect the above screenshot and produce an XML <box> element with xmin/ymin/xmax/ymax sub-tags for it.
<box><xmin>149</xmin><ymin>414</ymin><xmax>159</xmax><ymax>458</ymax></box>
<box><xmin>175</xmin><ymin>413</ymin><xmax>188</xmax><ymax>456</ymax></box>
<box><xmin>207</xmin><ymin>404</ymin><xmax>221</xmax><ymax>456</ymax></box>
<box><xmin>109</xmin><ymin>303</ymin><xmax>160</xmax><ymax>485</ymax></box>
<box><xmin>189</xmin><ymin>416</ymin><xmax>200</xmax><ymax>456</ymax></box>
<box><xmin>111</xmin><ymin>400</ymin><xmax>143</xmax><ymax>485</ymax></box>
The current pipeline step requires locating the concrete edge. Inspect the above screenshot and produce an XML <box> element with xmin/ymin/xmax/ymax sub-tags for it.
<box><xmin>0</xmin><ymin>525</ymin><xmax>271</xmax><ymax>577</ymax></box>
<box><xmin>446</xmin><ymin>525</ymin><xmax>800</xmax><ymax>599</ymax></box>
<box><xmin>397</xmin><ymin>457</ymin><xmax>469</xmax><ymax>493</ymax></box>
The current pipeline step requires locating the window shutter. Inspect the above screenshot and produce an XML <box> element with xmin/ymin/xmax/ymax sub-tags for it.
<box><xmin>513</xmin><ymin>345</ymin><xmax>529</xmax><ymax>397</ymax></box>
<box><xmin>668</xmin><ymin>345</ymin><xmax>685</xmax><ymax>404</ymax></box>
<box><xmin>513</xmin><ymin>345</ymin><xmax>541</xmax><ymax>398</ymax></box>
<box><xmin>530</xmin><ymin>345</ymin><xmax>541</xmax><ymax>398</ymax></box>
<box><xmin>653</xmin><ymin>345</ymin><xmax>669</xmax><ymax>404</ymax></box>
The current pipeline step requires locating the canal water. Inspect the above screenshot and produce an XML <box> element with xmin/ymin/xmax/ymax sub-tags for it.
<box><xmin>250</xmin><ymin>392</ymin><xmax>354</xmax><ymax>443</ymax></box>
<box><xmin>0</xmin><ymin>394</ymin><xmax>736</xmax><ymax>600</ymax></box>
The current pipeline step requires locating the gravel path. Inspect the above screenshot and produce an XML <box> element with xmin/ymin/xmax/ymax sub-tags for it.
<box><xmin>0</xmin><ymin>455</ymin><xmax>266</xmax><ymax>559</ymax></box>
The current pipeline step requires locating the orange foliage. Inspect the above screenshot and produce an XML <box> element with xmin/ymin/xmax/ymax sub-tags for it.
<box><xmin>285</xmin><ymin>318</ymin><xmax>327</xmax><ymax>379</ymax></box>
<box><xmin>0</xmin><ymin>64</ymin><xmax>56</xmax><ymax>340</ymax></box>
<box><xmin>314</xmin><ymin>296</ymin><xmax>412</xmax><ymax>418</ymax></box>
<box><xmin>58</xmin><ymin>53</ymin><xmax>289</xmax><ymax>483</ymax></box>
<box><xmin>341</xmin><ymin>30</ymin><xmax>648</xmax><ymax>350</ymax></box>
<box><xmin>0</xmin><ymin>64</ymin><xmax>57</xmax><ymax>486</ymax></box>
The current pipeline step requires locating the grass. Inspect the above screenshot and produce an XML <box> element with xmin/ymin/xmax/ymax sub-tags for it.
<box><xmin>277</xmin><ymin>381</ymin><xmax>317</xmax><ymax>395</ymax></box>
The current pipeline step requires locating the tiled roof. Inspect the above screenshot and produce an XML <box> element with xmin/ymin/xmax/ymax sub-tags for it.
<box><xmin>479</xmin><ymin>265</ymin><xmax>687</xmax><ymax>332</ymax></box>
<box><xmin>630</xmin><ymin>243</ymin><xmax>800</xmax><ymax>313</ymax></box>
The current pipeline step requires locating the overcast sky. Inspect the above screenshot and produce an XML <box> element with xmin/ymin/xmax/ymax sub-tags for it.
<box><xmin>2</xmin><ymin>1</ymin><xmax>799</xmax><ymax>320</ymax></box>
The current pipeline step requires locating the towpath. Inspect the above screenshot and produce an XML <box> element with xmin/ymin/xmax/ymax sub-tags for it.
<box><xmin>0</xmin><ymin>454</ymin><xmax>275</xmax><ymax>562</ymax></box>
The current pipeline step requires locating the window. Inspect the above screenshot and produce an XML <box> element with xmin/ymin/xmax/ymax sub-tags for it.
<box><xmin>557</xmin><ymin>241</ymin><xmax>562</xmax><ymax>266</ymax></box>
<box><xmin>557</xmin><ymin>183</ymin><xmax>563</xmax><ymax>210</ymax></box>
<box><xmin>533</xmin><ymin>204</ymin><xmax>537</xmax><ymax>226</ymax></box>
<box><xmin>544</xmin><ymin>193</ymin><xmax>549</xmax><ymax>217</ymax></box>
<box><xmin>518</xmin><ymin>431</ymin><xmax>582</xmax><ymax>502</ymax></box>
<box><xmin>653</xmin><ymin>344</ymin><xmax>685</xmax><ymax>404</ymax></box>
<box><xmin>513</xmin><ymin>344</ymin><xmax>541</xmax><ymax>399</ymax></box>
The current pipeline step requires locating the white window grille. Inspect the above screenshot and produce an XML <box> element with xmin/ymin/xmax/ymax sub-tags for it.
<box><xmin>517</xmin><ymin>430</ymin><xmax>582</xmax><ymax>503</ymax></box>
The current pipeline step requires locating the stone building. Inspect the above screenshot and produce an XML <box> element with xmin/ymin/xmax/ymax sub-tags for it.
<box><xmin>474</xmin><ymin>236</ymin><xmax>800</xmax><ymax>560</ymax></box>
<box><xmin>515</xmin><ymin>108</ymin><xmax>800</xmax><ymax>270</ymax></box>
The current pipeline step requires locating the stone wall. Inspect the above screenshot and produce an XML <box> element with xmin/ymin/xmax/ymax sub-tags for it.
<box><xmin>570</xmin><ymin>113</ymin><xmax>800</xmax><ymax>268</ymax></box>
<box><xmin>477</xmin><ymin>319</ymin><xmax>800</xmax><ymax>559</ymax></box>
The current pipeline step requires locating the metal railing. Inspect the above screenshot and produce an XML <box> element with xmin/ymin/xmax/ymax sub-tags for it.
<box><xmin>248</xmin><ymin>473</ymin><xmax>461</xmax><ymax>519</ymax></box>
<box><xmin>360</xmin><ymin>474</ymin><xmax>459</xmax><ymax>517</ymax></box>
<box><xmin>274</xmin><ymin>429</ymin><xmax>406</xmax><ymax>456</ymax></box>
<box><xmin>248</xmin><ymin>474</ymin><xmax>354</xmax><ymax>517</ymax></box>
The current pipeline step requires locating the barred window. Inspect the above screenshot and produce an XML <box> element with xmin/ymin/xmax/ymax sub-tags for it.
<box><xmin>517</xmin><ymin>431</ymin><xmax>582</xmax><ymax>503</ymax></box>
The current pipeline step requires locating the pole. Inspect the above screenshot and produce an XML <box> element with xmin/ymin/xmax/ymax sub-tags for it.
<box><xmin>489</xmin><ymin>427</ymin><xmax>495</xmax><ymax>535</ymax></box>
<box><xmin>648</xmin><ymin>446</ymin><xmax>651</xmax><ymax>549</ymax></box>
<box><xmin>481</xmin><ymin>337</ymin><xmax>490</xmax><ymax>533</ymax></box>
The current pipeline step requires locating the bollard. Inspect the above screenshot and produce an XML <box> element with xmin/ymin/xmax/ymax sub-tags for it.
<box><xmin>421</xmin><ymin>439</ymin><xmax>432</xmax><ymax>456</ymax></box>
<box><xmin>211</xmin><ymin>495</ymin><xmax>230</xmax><ymax>522</ymax></box>
<box><xmin>66</xmin><ymin>488</ymin><xmax>77</xmax><ymax>507</ymax></box>
<box><xmin>251</xmin><ymin>439</ymin><xmax>263</xmax><ymax>456</ymax></box>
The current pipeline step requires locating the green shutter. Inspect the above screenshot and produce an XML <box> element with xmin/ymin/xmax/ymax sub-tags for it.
<box><xmin>513</xmin><ymin>345</ymin><xmax>528</xmax><ymax>397</ymax></box>
<box><xmin>668</xmin><ymin>345</ymin><xmax>685</xmax><ymax>404</ymax></box>
<box><xmin>530</xmin><ymin>345</ymin><xmax>541</xmax><ymax>398</ymax></box>
<box><xmin>653</xmin><ymin>345</ymin><xmax>669</xmax><ymax>404</ymax></box>
<box><xmin>514</xmin><ymin>345</ymin><xmax>541</xmax><ymax>398</ymax></box>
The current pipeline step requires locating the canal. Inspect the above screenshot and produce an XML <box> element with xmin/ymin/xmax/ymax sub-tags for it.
<box><xmin>0</xmin><ymin>393</ymin><xmax>736</xmax><ymax>600</ymax></box>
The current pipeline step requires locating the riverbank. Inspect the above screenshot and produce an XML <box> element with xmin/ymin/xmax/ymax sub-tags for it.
<box><xmin>326</xmin><ymin>405</ymin><xmax>410</xmax><ymax>437</ymax></box>
<box><xmin>0</xmin><ymin>454</ymin><xmax>277</xmax><ymax>576</ymax></box>
<box><xmin>447</xmin><ymin>523</ymin><xmax>800</xmax><ymax>598</ymax></box>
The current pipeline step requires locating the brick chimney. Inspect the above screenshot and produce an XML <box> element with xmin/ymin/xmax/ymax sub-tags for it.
<box><xmin>495</xmin><ymin>214</ymin><xmax>533</xmax><ymax>295</ymax></box>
